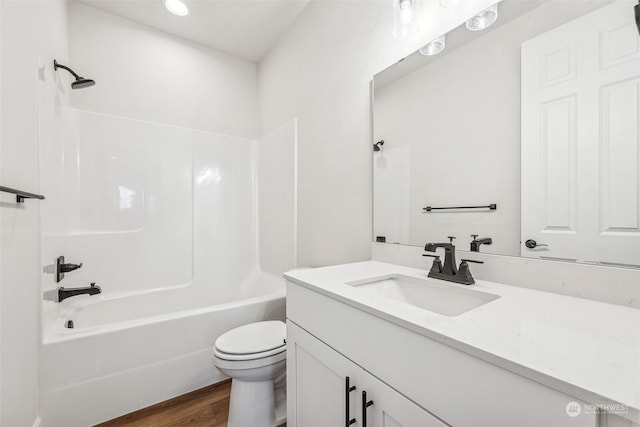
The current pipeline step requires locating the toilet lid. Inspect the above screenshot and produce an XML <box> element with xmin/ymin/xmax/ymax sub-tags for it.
<box><xmin>215</xmin><ymin>320</ymin><xmax>286</xmax><ymax>355</ymax></box>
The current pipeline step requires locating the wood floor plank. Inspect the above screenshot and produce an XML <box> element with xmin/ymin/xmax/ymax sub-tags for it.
<box><xmin>95</xmin><ymin>380</ymin><xmax>232</xmax><ymax>427</ymax></box>
<box><xmin>96</xmin><ymin>379</ymin><xmax>286</xmax><ymax>427</ymax></box>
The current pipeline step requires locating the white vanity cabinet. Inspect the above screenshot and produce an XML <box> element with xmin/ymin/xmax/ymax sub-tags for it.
<box><xmin>603</xmin><ymin>414</ymin><xmax>640</xmax><ymax>427</ymax></box>
<box><xmin>288</xmin><ymin>321</ymin><xmax>447</xmax><ymax>427</ymax></box>
<box><xmin>286</xmin><ymin>279</ymin><xmax>600</xmax><ymax>427</ymax></box>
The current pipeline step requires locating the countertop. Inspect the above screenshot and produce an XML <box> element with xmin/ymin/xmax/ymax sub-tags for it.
<box><xmin>284</xmin><ymin>261</ymin><xmax>640</xmax><ymax>423</ymax></box>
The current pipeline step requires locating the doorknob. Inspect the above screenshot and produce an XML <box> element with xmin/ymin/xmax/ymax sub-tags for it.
<box><xmin>525</xmin><ymin>239</ymin><xmax>548</xmax><ymax>249</ymax></box>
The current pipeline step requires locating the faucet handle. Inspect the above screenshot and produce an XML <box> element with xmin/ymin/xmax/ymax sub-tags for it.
<box><xmin>471</xmin><ymin>234</ymin><xmax>478</xmax><ymax>240</ymax></box>
<box><xmin>447</xmin><ymin>236</ymin><xmax>456</xmax><ymax>244</ymax></box>
<box><xmin>456</xmin><ymin>260</ymin><xmax>478</xmax><ymax>284</ymax></box>
<box><xmin>461</xmin><ymin>258</ymin><xmax>484</xmax><ymax>264</ymax></box>
<box><xmin>423</xmin><ymin>254</ymin><xmax>442</xmax><ymax>274</ymax></box>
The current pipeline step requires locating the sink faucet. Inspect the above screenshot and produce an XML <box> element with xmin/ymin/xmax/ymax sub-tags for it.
<box><xmin>424</xmin><ymin>236</ymin><xmax>458</xmax><ymax>275</ymax></box>
<box><xmin>424</xmin><ymin>237</ymin><xmax>483</xmax><ymax>285</ymax></box>
<box><xmin>43</xmin><ymin>282</ymin><xmax>102</xmax><ymax>303</ymax></box>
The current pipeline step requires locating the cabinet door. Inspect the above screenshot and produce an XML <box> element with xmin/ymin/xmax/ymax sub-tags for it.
<box><xmin>287</xmin><ymin>321</ymin><xmax>361</xmax><ymax>427</ymax></box>
<box><xmin>362</xmin><ymin>371</ymin><xmax>448</xmax><ymax>427</ymax></box>
<box><xmin>288</xmin><ymin>320</ymin><xmax>449</xmax><ymax>427</ymax></box>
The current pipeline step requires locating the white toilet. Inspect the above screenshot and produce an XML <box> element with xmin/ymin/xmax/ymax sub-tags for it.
<box><xmin>213</xmin><ymin>320</ymin><xmax>287</xmax><ymax>427</ymax></box>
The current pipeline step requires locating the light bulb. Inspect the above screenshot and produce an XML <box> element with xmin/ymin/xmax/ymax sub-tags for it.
<box><xmin>163</xmin><ymin>0</ymin><xmax>189</xmax><ymax>16</ymax></box>
<box><xmin>466</xmin><ymin>4</ymin><xmax>498</xmax><ymax>31</ymax></box>
<box><xmin>393</xmin><ymin>0</ymin><xmax>418</xmax><ymax>39</ymax></box>
<box><xmin>419</xmin><ymin>35</ymin><xmax>446</xmax><ymax>56</ymax></box>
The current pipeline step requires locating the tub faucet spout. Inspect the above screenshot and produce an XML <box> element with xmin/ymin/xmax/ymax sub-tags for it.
<box><xmin>44</xmin><ymin>283</ymin><xmax>102</xmax><ymax>303</ymax></box>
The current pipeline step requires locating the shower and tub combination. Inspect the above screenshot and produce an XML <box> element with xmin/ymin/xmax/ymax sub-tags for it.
<box><xmin>37</xmin><ymin>68</ymin><xmax>296</xmax><ymax>426</ymax></box>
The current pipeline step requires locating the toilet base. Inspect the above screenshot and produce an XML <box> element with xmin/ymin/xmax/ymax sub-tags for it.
<box><xmin>228</xmin><ymin>379</ymin><xmax>274</xmax><ymax>427</ymax></box>
<box><xmin>227</xmin><ymin>376</ymin><xmax>287</xmax><ymax>427</ymax></box>
<box><xmin>274</xmin><ymin>371</ymin><xmax>287</xmax><ymax>426</ymax></box>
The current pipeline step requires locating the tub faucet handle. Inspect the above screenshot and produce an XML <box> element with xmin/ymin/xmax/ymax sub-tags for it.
<box><xmin>60</xmin><ymin>262</ymin><xmax>82</xmax><ymax>273</ymax></box>
<box><xmin>56</xmin><ymin>255</ymin><xmax>83</xmax><ymax>282</ymax></box>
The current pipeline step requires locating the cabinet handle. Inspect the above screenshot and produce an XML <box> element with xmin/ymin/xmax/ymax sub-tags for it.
<box><xmin>362</xmin><ymin>390</ymin><xmax>374</xmax><ymax>427</ymax></box>
<box><xmin>345</xmin><ymin>376</ymin><xmax>356</xmax><ymax>426</ymax></box>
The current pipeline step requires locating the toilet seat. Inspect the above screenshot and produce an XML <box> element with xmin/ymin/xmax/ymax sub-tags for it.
<box><xmin>214</xmin><ymin>320</ymin><xmax>286</xmax><ymax>361</ymax></box>
<box><xmin>214</xmin><ymin>348</ymin><xmax>286</xmax><ymax>371</ymax></box>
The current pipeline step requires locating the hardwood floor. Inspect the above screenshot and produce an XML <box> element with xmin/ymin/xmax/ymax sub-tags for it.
<box><xmin>96</xmin><ymin>380</ymin><xmax>232</xmax><ymax>427</ymax></box>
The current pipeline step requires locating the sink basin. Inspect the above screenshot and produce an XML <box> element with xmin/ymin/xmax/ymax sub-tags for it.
<box><xmin>346</xmin><ymin>274</ymin><xmax>499</xmax><ymax>316</ymax></box>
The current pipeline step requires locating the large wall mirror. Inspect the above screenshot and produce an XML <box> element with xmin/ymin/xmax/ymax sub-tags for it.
<box><xmin>372</xmin><ymin>0</ymin><xmax>640</xmax><ymax>267</ymax></box>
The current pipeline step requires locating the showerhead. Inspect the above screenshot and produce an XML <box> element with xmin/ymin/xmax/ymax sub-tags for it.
<box><xmin>71</xmin><ymin>78</ymin><xmax>96</xmax><ymax>89</ymax></box>
<box><xmin>373</xmin><ymin>140</ymin><xmax>384</xmax><ymax>152</ymax></box>
<box><xmin>54</xmin><ymin>59</ymin><xmax>95</xmax><ymax>90</ymax></box>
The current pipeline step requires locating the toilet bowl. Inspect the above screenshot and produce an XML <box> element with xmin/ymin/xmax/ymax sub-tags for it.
<box><xmin>213</xmin><ymin>320</ymin><xmax>286</xmax><ymax>427</ymax></box>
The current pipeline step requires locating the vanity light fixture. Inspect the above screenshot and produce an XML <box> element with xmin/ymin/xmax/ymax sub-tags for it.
<box><xmin>465</xmin><ymin>3</ymin><xmax>498</xmax><ymax>31</ymax></box>
<box><xmin>392</xmin><ymin>0</ymin><xmax>418</xmax><ymax>39</ymax></box>
<box><xmin>419</xmin><ymin>35</ymin><xmax>446</xmax><ymax>56</ymax></box>
<box><xmin>163</xmin><ymin>0</ymin><xmax>190</xmax><ymax>16</ymax></box>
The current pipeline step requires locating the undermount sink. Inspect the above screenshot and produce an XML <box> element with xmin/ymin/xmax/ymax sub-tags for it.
<box><xmin>346</xmin><ymin>274</ymin><xmax>499</xmax><ymax>316</ymax></box>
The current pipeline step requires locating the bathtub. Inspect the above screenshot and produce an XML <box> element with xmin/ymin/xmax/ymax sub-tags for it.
<box><xmin>38</xmin><ymin>272</ymin><xmax>286</xmax><ymax>427</ymax></box>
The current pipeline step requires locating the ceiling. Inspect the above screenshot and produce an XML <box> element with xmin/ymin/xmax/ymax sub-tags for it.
<box><xmin>76</xmin><ymin>0</ymin><xmax>310</xmax><ymax>62</ymax></box>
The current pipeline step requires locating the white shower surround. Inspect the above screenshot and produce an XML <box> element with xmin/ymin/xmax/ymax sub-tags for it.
<box><xmin>37</xmin><ymin>106</ymin><xmax>295</xmax><ymax>426</ymax></box>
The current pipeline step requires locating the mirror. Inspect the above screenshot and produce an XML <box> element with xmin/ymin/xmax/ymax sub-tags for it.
<box><xmin>372</xmin><ymin>0</ymin><xmax>640</xmax><ymax>267</ymax></box>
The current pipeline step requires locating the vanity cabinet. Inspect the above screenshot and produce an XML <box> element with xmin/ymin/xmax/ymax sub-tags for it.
<box><xmin>286</xmin><ymin>280</ymin><xmax>599</xmax><ymax>427</ymax></box>
<box><xmin>288</xmin><ymin>321</ymin><xmax>446</xmax><ymax>427</ymax></box>
<box><xmin>602</xmin><ymin>414</ymin><xmax>640</xmax><ymax>427</ymax></box>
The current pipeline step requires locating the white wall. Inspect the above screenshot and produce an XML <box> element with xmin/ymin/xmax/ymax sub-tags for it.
<box><xmin>257</xmin><ymin>119</ymin><xmax>297</xmax><ymax>276</ymax></box>
<box><xmin>68</xmin><ymin>1</ymin><xmax>259</xmax><ymax>139</ymax></box>
<box><xmin>0</xmin><ymin>1</ymin><xmax>70</xmax><ymax>425</ymax></box>
<box><xmin>258</xmin><ymin>0</ymin><xmax>498</xmax><ymax>267</ymax></box>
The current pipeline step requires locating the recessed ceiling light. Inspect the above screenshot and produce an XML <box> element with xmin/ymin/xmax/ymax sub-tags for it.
<box><xmin>163</xmin><ymin>0</ymin><xmax>189</xmax><ymax>16</ymax></box>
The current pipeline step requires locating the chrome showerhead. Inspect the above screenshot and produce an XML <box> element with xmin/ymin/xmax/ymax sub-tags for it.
<box><xmin>54</xmin><ymin>59</ymin><xmax>95</xmax><ymax>90</ymax></box>
<box><xmin>373</xmin><ymin>140</ymin><xmax>384</xmax><ymax>152</ymax></box>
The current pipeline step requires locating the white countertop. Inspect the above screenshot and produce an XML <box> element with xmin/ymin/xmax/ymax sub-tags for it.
<box><xmin>284</xmin><ymin>261</ymin><xmax>640</xmax><ymax>423</ymax></box>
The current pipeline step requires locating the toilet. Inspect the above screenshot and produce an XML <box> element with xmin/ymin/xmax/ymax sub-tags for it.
<box><xmin>213</xmin><ymin>320</ymin><xmax>287</xmax><ymax>427</ymax></box>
